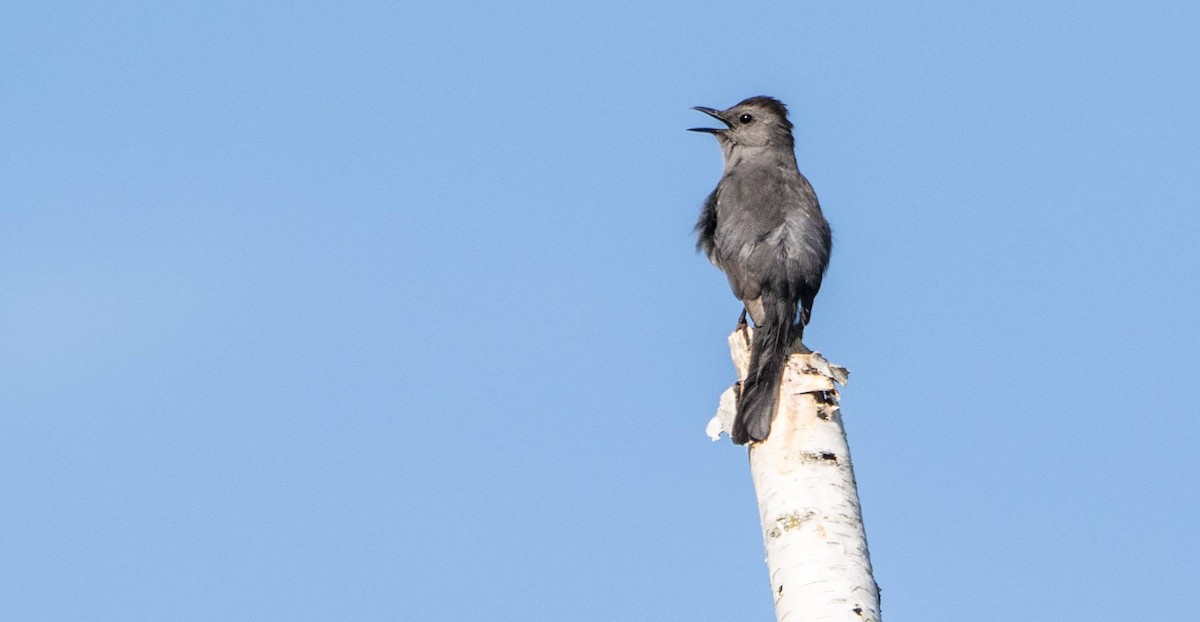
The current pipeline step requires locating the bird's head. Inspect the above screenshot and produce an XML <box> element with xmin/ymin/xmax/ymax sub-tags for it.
<box><xmin>689</xmin><ymin>96</ymin><xmax>795</xmax><ymax>150</ymax></box>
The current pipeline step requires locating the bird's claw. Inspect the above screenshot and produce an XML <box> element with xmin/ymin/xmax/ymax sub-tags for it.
<box><xmin>736</xmin><ymin>309</ymin><xmax>752</xmax><ymax>347</ymax></box>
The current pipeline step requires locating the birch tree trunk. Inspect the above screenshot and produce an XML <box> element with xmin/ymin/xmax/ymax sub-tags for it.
<box><xmin>707</xmin><ymin>328</ymin><xmax>880</xmax><ymax>622</ymax></box>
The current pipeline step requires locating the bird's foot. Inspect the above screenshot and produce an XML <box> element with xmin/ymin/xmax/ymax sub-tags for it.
<box><xmin>736</xmin><ymin>309</ymin><xmax>751</xmax><ymax>346</ymax></box>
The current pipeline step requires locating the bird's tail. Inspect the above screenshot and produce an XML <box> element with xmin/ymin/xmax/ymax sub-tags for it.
<box><xmin>733</xmin><ymin>294</ymin><xmax>799</xmax><ymax>445</ymax></box>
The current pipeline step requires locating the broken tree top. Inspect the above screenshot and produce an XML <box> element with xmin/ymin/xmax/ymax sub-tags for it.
<box><xmin>707</xmin><ymin>328</ymin><xmax>849</xmax><ymax>443</ymax></box>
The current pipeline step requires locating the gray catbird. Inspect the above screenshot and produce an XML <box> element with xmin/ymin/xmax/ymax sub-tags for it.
<box><xmin>690</xmin><ymin>96</ymin><xmax>832</xmax><ymax>445</ymax></box>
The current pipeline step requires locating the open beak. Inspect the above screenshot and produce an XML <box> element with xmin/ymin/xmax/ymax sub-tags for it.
<box><xmin>688</xmin><ymin>106</ymin><xmax>730</xmax><ymax>134</ymax></box>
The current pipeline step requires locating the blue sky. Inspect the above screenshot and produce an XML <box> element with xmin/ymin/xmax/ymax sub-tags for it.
<box><xmin>3</xmin><ymin>2</ymin><xmax>1198</xmax><ymax>620</ymax></box>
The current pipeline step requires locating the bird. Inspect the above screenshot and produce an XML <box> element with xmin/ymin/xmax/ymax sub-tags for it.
<box><xmin>690</xmin><ymin>96</ymin><xmax>832</xmax><ymax>445</ymax></box>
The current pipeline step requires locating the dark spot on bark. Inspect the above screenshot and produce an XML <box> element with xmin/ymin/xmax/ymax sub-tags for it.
<box><xmin>812</xmin><ymin>390</ymin><xmax>835</xmax><ymax>404</ymax></box>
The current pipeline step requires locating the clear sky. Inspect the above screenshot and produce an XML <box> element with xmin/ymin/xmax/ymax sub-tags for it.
<box><xmin>3</xmin><ymin>2</ymin><xmax>1198</xmax><ymax>620</ymax></box>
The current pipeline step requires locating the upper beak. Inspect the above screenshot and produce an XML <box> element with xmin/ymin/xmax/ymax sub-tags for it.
<box><xmin>688</xmin><ymin>106</ymin><xmax>730</xmax><ymax>133</ymax></box>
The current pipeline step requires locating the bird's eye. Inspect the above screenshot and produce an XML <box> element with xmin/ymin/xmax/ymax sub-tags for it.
<box><xmin>739</xmin><ymin>113</ymin><xmax>754</xmax><ymax>123</ymax></box>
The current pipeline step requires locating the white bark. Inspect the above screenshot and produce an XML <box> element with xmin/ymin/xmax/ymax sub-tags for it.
<box><xmin>708</xmin><ymin>328</ymin><xmax>880</xmax><ymax>622</ymax></box>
